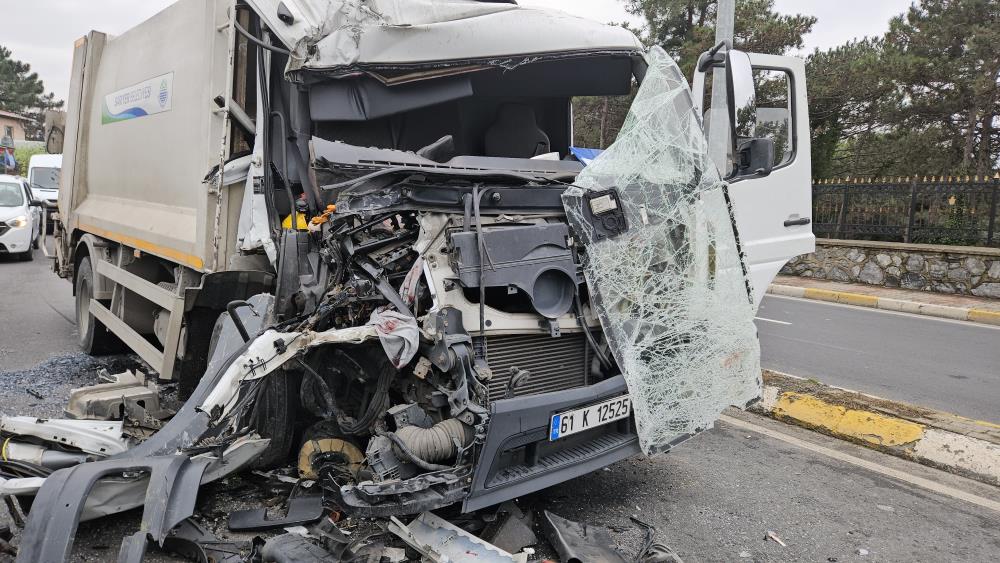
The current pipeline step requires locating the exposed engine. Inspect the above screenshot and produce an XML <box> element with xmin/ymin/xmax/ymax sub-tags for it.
<box><xmin>268</xmin><ymin>174</ymin><xmax>616</xmax><ymax>516</ymax></box>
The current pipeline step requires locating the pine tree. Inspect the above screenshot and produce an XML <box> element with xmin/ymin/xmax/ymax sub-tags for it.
<box><xmin>0</xmin><ymin>46</ymin><xmax>64</xmax><ymax>141</ymax></box>
<box><xmin>625</xmin><ymin>0</ymin><xmax>815</xmax><ymax>76</ymax></box>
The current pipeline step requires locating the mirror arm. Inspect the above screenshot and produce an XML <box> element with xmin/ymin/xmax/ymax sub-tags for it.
<box><xmin>697</xmin><ymin>40</ymin><xmax>731</xmax><ymax>72</ymax></box>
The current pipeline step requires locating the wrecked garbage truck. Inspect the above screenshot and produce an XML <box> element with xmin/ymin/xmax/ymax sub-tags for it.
<box><xmin>7</xmin><ymin>0</ymin><xmax>814</xmax><ymax>557</ymax></box>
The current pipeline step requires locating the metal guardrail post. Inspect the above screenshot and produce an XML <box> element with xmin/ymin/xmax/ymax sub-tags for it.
<box><xmin>905</xmin><ymin>177</ymin><xmax>918</xmax><ymax>243</ymax></box>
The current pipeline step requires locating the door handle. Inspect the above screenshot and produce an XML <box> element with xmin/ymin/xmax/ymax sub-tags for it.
<box><xmin>783</xmin><ymin>217</ymin><xmax>811</xmax><ymax>227</ymax></box>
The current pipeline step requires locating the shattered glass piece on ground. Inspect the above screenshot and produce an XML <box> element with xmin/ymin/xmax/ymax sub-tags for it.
<box><xmin>562</xmin><ymin>46</ymin><xmax>761</xmax><ymax>455</ymax></box>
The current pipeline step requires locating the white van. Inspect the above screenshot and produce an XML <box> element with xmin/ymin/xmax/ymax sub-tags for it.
<box><xmin>27</xmin><ymin>153</ymin><xmax>62</xmax><ymax>228</ymax></box>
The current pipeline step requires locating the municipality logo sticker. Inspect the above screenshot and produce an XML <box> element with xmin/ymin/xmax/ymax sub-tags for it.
<box><xmin>102</xmin><ymin>72</ymin><xmax>174</xmax><ymax>125</ymax></box>
<box><xmin>158</xmin><ymin>79</ymin><xmax>169</xmax><ymax>108</ymax></box>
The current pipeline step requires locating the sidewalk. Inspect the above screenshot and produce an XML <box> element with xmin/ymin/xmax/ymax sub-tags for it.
<box><xmin>751</xmin><ymin>370</ymin><xmax>1000</xmax><ymax>487</ymax></box>
<box><xmin>769</xmin><ymin>275</ymin><xmax>1000</xmax><ymax>326</ymax></box>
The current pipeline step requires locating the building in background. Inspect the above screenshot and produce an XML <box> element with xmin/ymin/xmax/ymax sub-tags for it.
<box><xmin>0</xmin><ymin>110</ymin><xmax>32</xmax><ymax>143</ymax></box>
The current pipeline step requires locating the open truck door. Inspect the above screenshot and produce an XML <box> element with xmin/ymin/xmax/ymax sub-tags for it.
<box><xmin>693</xmin><ymin>52</ymin><xmax>815</xmax><ymax>308</ymax></box>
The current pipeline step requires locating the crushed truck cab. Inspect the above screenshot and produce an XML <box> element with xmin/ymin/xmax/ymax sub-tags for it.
<box><xmin>5</xmin><ymin>0</ymin><xmax>813</xmax><ymax>558</ymax></box>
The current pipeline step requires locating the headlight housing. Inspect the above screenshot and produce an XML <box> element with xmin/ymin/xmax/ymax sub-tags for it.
<box><xmin>6</xmin><ymin>216</ymin><xmax>28</xmax><ymax>229</ymax></box>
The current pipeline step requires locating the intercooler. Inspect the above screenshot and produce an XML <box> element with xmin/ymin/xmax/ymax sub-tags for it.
<box><xmin>484</xmin><ymin>333</ymin><xmax>590</xmax><ymax>401</ymax></box>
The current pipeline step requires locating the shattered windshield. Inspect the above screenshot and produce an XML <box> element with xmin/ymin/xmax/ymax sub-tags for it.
<box><xmin>562</xmin><ymin>46</ymin><xmax>762</xmax><ymax>455</ymax></box>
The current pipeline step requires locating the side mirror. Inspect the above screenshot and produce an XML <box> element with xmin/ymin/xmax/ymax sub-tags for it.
<box><xmin>724</xmin><ymin>50</ymin><xmax>773</xmax><ymax>179</ymax></box>
<box><xmin>29</xmin><ymin>199</ymin><xmax>44</xmax><ymax>207</ymax></box>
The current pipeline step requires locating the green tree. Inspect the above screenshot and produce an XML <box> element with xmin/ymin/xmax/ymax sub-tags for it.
<box><xmin>573</xmin><ymin>1</ymin><xmax>815</xmax><ymax>150</ymax></box>
<box><xmin>0</xmin><ymin>46</ymin><xmax>63</xmax><ymax>140</ymax></box>
<box><xmin>625</xmin><ymin>0</ymin><xmax>815</xmax><ymax>76</ymax></box>
<box><xmin>805</xmin><ymin>38</ymin><xmax>904</xmax><ymax>178</ymax></box>
<box><xmin>809</xmin><ymin>0</ymin><xmax>1000</xmax><ymax>178</ymax></box>
<box><xmin>886</xmin><ymin>0</ymin><xmax>1000</xmax><ymax>176</ymax></box>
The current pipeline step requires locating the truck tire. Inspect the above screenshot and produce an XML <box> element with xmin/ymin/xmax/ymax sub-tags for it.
<box><xmin>250</xmin><ymin>370</ymin><xmax>300</xmax><ymax>469</ymax></box>
<box><xmin>75</xmin><ymin>256</ymin><xmax>124</xmax><ymax>354</ymax></box>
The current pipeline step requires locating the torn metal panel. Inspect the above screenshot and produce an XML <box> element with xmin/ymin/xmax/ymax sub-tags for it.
<box><xmin>540</xmin><ymin>511</ymin><xmax>627</xmax><ymax>563</ymax></box>
<box><xmin>161</xmin><ymin>519</ymin><xmax>253</xmax><ymax>563</ymax></box>
<box><xmin>199</xmin><ymin>323</ymin><xmax>380</xmax><ymax>419</ymax></box>
<box><xmin>0</xmin><ymin>477</ymin><xmax>46</xmax><ymax>495</ymax></box>
<box><xmin>401</xmin><ymin>511</ymin><xmax>520</xmax><ymax>563</ymax></box>
<box><xmin>15</xmin><ymin>456</ymin><xmax>208</xmax><ymax>563</ymax></box>
<box><xmin>64</xmin><ymin>370</ymin><xmax>169</xmax><ymax>421</ymax></box>
<box><xmin>118</xmin><ymin>457</ymin><xmax>210</xmax><ymax>563</ymax></box>
<box><xmin>562</xmin><ymin>46</ymin><xmax>762</xmax><ymax>455</ymax></box>
<box><xmin>0</xmin><ymin>417</ymin><xmax>129</xmax><ymax>456</ymax></box>
<box><xmin>228</xmin><ymin>495</ymin><xmax>324</xmax><ymax>532</ymax></box>
<box><xmin>246</xmin><ymin>0</ymin><xmax>641</xmax><ymax>76</ymax></box>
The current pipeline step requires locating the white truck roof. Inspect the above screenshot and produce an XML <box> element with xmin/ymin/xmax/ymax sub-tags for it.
<box><xmin>246</xmin><ymin>0</ymin><xmax>644</xmax><ymax>75</ymax></box>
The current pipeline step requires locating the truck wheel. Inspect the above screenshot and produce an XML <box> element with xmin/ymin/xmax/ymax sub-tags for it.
<box><xmin>75</xmin><ymin>256</ymin><xmax>123</xmax><ymax>354</ymax></box>
<box><xmin>250</xmin><ymin>370</ymin><xmax>300</xmax><ymax>469</ymax></box>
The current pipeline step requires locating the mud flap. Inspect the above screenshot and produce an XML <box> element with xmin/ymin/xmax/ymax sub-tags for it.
<box><xmin>561</xmin><ymin>46</ymin><xmax>761</xmax><ymax>455</ymax></box>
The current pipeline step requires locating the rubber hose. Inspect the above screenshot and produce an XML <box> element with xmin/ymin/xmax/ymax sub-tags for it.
<box><xmin>392</xmin><ymin>419</ymin><xmax>472</xmax><ymax>463</ymax></box>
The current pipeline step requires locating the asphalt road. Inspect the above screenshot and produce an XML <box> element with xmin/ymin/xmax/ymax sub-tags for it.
<box><xmin>7</xmin><ymin>408</ymin><xmax>997</xmax><ymax>562</ymax></box>
<box><xmin>537</xmin><ymin>410</ymin><xmax>1000</xmax><ymax>562</ymax></box>
<box><xmin>756</xmin><ymin>294</ymin><xmax>1000</xmax><ymax>423</ymax></box>
<box><xmin>0</xmin><ymin>242</ymin><xmax>79</xmax><ymax>370</ymax></box>
<box><xmin>1</xmin><ymin>253</ymin><xmax>999</xmax><ymax>560</ymax></box>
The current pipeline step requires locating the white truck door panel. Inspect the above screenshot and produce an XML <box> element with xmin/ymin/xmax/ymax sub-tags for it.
<box><xmin>694</xmin><ymin>53</ymin><xmax>815</xmax><ymax>308</ymax></box>
<box><xmin>733</xmin><ymin>54</ymin><xmax>814</xmax><ymax>307</ymax></box>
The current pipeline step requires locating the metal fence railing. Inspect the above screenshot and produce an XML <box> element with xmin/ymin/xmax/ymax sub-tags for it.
<box><xmin>812</xmin><ymin>176</ymin><xmax>1000</xmax><ymax>248</ymax></box>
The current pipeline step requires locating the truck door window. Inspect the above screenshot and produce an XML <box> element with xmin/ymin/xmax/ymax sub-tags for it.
<box><xmin>753</xmin><ymin>69</ymin><xmax>794</xmax><ymax>168</ymax></box>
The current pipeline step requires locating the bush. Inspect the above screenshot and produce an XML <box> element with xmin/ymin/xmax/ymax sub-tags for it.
<box><xmin>13</xmin><ymin>145</ymin><xmax>46</xmax><ymax>176</ymax></box>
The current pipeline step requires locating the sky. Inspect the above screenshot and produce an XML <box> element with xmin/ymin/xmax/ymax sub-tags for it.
<box><xmin>6</xmin><ymin>0</ymin><xmax>914</xmax><ymax>104</ymax></box>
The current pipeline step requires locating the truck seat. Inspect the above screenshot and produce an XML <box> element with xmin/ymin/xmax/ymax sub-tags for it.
<box><xmin>484</xmin><ymin>104</ymin><xmax>550</xmax><ymax>158</ymax></box>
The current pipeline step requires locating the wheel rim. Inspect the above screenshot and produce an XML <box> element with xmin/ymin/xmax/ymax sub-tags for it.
<box><xmin>77</xmin><ymin>278</ymin><xmax>91</xmax><ymax>338</ymax></box>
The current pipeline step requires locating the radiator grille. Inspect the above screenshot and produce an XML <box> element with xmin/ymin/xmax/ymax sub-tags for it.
<box><xmin>485</xmin><ymin>333</ymin><xmax>588</xmax><ymax>401</ymax></box>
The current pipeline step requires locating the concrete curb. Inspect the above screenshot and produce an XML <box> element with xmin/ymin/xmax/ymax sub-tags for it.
<box><xmin>767</xmin><ymin>284</ymin><xmax>1000</xmax><ymax>326</ymax></box>
<box><xmin>751</xmin><ymin>371</ymin><xmax>1000</xmax><ymax>487</ymax></box>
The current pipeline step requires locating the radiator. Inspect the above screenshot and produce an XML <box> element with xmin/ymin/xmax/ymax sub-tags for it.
<box><xmin>484</xmin><ymin>333</ymin><xmax>589</xmax><ymax>401</ymax></box>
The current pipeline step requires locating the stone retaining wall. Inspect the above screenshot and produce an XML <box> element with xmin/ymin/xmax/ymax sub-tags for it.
<box><xmin>781</xmin><ymin>239</ymin><xmax>1000</xmax><ymax>298</ymax></box>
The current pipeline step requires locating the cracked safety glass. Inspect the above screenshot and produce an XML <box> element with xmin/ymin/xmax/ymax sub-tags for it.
<box><xmin>562</xmin><ymin>46</ymin><xmax>762</xmax><ymax>455</ymax></box>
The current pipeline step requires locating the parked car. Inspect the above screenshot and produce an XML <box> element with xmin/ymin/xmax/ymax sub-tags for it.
<box><xmin>27</xmin><ymin>153</ymin><xmax>62</xmax><ymax>230</ymax></box>
<box><xmin>0</xmin><ymin>174</ymin><xmax>42</xmax><ymax>260</ymax></box>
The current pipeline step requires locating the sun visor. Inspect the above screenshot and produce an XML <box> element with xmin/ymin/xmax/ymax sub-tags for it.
<box><xmin>309</xmin><ymin>75</ymin><xmax>473</xmax><ymax>121</ymax></box>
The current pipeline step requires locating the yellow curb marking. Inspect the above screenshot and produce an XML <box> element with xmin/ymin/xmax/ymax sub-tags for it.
<box><xmin>968</xmin><ymin>309</ymin><xmax>1000</xmax><ymax>326</ymax></box>
<box><xmin>774</xmin><ymin>392</ymin><xmax>925</xmax><ymax>447</ymax></box>
<box><xmin>801</xmin><ymin>288</ymin><xmax>879</xmax><ymax>307</ymax></box>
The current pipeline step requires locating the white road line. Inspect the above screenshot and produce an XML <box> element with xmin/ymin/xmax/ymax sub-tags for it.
<box><xmin>718</xmin><ymin>414</ymin><xmax>1000</xmax><ymax>514</ymax></box>
<box><xmin>754</xmin><ymin>317</ymin><xmax>792</xmax><ymax>325</ymax></box>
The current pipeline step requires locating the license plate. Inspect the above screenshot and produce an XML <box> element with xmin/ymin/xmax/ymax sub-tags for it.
<box><xmin>549</xmin><ymin>395</ymin><xmax>631</xmax><ymax>440</ymax></box>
